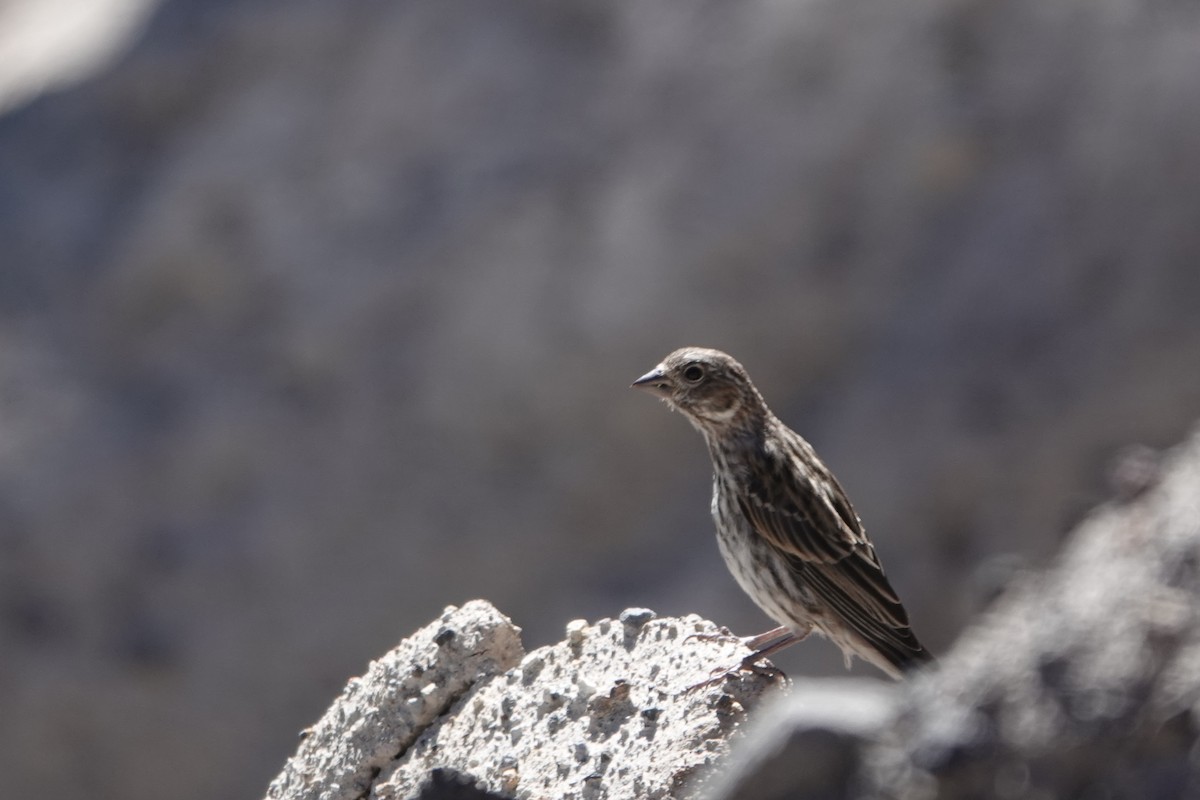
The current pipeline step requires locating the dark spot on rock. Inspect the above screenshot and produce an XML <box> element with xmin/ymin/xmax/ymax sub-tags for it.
<box><xmin>619</xmin><ymin>608</ymin><xmax>656</xmax><ymax>629</ymax></box>
<box><xmin>416</xmin><ymin>767</ymin><xmax>512</xmax><ymax>800</ymax></box>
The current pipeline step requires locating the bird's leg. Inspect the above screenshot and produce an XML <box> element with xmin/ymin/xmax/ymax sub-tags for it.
<box><xmin>733</xmin><ymin>625</ymin><xmax>809</xmax><ymax>675</ymax></box>
<box><xmin>686</xmin><ymin>624</ymin><xmax>791</xmax><ymax>648</ymax></box>
<box><xmin>743</xmin><ymin>625</ymin><xmax>794</xmax><ymax>651</ymax></box>
<box><xmin>685</xmin><ymin>625</ymin><xmax>811</xmax><ymax>692</ymax></box>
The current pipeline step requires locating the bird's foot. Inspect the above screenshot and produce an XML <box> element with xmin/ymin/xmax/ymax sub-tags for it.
<box><xmin>682</xmin><ymin>625</ymin><xmax>811</xmax><ymax>693</ymax></box>
<box><xmin>684</xmin><ymin>652</ymin><xmax>790</xmax><ymax>693</ymax></box>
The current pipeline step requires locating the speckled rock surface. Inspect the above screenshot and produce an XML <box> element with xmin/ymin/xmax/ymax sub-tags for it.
<box><xmin>266</xmin><ymin>601</ymin><xmax>524</xmax><ymax>800</ymax></box>
<box><xmin>267</xmin><ymin>604</ymin><xmax>779</xmax><ymax>800</ymax></box>
<box><xmin>375</xmin><ymin>609</ymin><xmax>776</xmax><ymax>800</ymax></box>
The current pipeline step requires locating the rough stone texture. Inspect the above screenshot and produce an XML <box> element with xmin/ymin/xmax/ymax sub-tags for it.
<box><xmin>709</xmin><ymin>425</ymin><xmax>1200</xmax><ymax>800</ymax></box>
<box><xmin>268</xmin><ymin>606</ymin><xmax>777</xmax><ymax>800</ymax></box>
<box><xmin>266</xmin><ymin>600</ymin><xmax>524</xmax><ymax>800</ymax></box>
<box><xmin>5</xmin><ymin>1</ymin><xmax>1200</xmax><ymax>799</ymax></box>
<box><xmin>381</xmin><ymin>611</ymin><xmax>773</xmax><ymax>800</ymax></box>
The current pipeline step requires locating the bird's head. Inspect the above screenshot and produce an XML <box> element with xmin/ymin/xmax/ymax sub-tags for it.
<box><xmin>631</xmin><ymin>347</ymin><xmax>766</xmax><ymax>433</ymax></box>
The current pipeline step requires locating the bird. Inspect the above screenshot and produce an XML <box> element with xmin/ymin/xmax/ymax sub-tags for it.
<box><xmin>632</xmin><ymin>347</ymin><xmax>933</xmax><ymax>681</ymax></box>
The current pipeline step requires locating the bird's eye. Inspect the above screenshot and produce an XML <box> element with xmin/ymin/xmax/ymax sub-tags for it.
<box><xmin>682</xmin><ymin>364</ymin><xmax>704</xmax><ymax>383</ymax></box>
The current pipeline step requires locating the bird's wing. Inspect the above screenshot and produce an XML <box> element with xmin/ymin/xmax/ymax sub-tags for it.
<box><xmin>736</xmin><ymin>434</ymin><xmax>915</xmax><ymax>633</ymax></box>
<box><xmin>737</xmin><ymin>436</ymin><xmax>875</xmax><ymax>564</ymax></box>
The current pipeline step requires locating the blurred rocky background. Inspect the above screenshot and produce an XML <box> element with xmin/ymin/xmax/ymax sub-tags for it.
<box><xmin>2</xmin><ymin>0</ymin><xmax>1200</xmax><ymax>798</ymax></box>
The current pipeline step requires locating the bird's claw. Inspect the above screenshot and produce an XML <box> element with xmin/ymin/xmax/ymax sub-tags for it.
<box><xmin>684</xmin><ymin>654</ymin><xmax>790</xmax><ymax>693</ymax></box>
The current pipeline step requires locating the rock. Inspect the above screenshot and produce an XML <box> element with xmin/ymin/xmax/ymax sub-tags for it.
<box><xmin>411</xmin><ymin>769</ymin><xmax>515</xmax><ymax>800</ymax></box>
<box><xmin>267</xmin><ymin>606</ymin><xmax>779</xmax><ymax>800</ymax></box>
<box><xmin>703</xmin><ymin>679</ymin><xmax>897</xmax><ymax>800</ymax></box>
<box><xmin>265</xmin><ymin>601</ymin><xmax>524</xmax><ymax>800</ymax></box>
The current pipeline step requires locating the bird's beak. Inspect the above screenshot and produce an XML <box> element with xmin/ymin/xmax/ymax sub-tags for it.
<box><xmin>631</xmin><ymin>366</ymin><xmax>672</xmax><ymax>398</ymax></box>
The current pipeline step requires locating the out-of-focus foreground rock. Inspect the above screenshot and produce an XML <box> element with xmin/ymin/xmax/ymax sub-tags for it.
<box><xmin>266</xmin><ymin>602</ymin><xmax>780</xmax><ymax>800</ymax></box>
<box><xmin>4</xmin><ymin>0</ymin><xmax>1200</xmax><ymax>798</ymax></box>
<box><xmin>709</xmin><ymin>425</ymin><xmax>1200</xmax><ymax>800</ymax></box>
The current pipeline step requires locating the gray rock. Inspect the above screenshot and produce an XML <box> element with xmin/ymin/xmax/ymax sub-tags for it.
<box><xmin>267</xmin><ymin>607</ymin><xmax>779</xmax><ymax>800</ymax></box>
<box><xmin>702</xmin><ymin>680</ymin><xmax>897</xmax><ymax>800</ymax></box>
<box><xmin>266</xmin><ymin>601</ymin><xmax>524</xmax><ymax>800</ymax></box>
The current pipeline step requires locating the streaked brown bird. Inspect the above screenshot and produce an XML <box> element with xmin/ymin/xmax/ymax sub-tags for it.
<box><xmin>633</xmin><ymin>347</ymin><xmax>933</xmax><ymax>680</ymax></box>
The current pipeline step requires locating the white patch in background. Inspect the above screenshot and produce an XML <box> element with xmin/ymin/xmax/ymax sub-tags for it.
<box><xmin>0</xmin><ymin>0</ymin><xmax>160</xmax><ymax>113</ymax></box>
